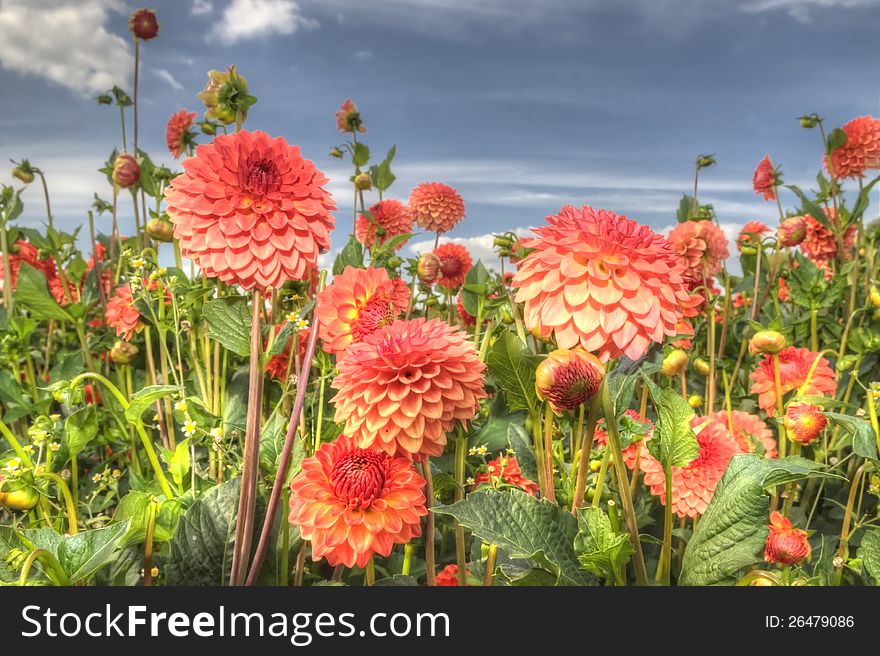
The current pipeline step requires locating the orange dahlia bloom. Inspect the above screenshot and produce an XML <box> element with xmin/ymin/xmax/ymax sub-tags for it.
<box><xmin>535</xmin><ymin>348</ymin><xmax>604</xmax><ymax>414</ymax></box>
<box><xmin>513</xmin><ymin>206</ymin><xmax>699</xmax><ymax>361</ymax></box>
<box><xmin>288</xmin><ymin>435</ymin><xmax>426</xmax><ymax>568</ymax></box>
<box><xmin>336</xmin><ymin>99</ymin><xmax>365</xmax><ymax>134</ymax></box>
<box><xmin>737</xmin><ymin>221</ymin><xmax>770</xmax><ymax>252</ymax></box>
<box><xmin>801</xmin><ymin>209</ymin><xmax>857</xmax><ymax>268</ymax></box>
<box><xmin>667</xmin><ymin>219</ymin><xmax>729</xmax><ymax>278</ymax></box>
<box><xmin>638</xmin><ymin>416</ymin><xmax>739</xmax><ymax>518</ymax></box>
<box><xmin>778</xmin><ymin>216</ymin><xmax>807</xmax><ymax>247</ymax></box>
<box><xmin>331</xmin><ymin>318</ymin><xmax>487</xmax><ymax>457</ymax></box>
<box><xmin>749</xmin><ymin>346</ymin><xmax>836</xmax><ymax>416</ymax></box>
<box><xmin>166</xmin><ymin>109</ymin><xmax>197</xmax><ymax>159</ymax></box>
<box><xmin>777</xmin><ymin>276</ymin><xmax>790</xmax><ymax>302</ymax></box>
<box><xmin>705</xmin><ymin>410</ymin><xmax>777</xmax><ymax>459</ymax></box>
<box><xmin>764</xmin><ymin>512</ymin><xmax>811</xmax><ymax>565</ymax></box>
<box><xmin>825</xmin><ymin>115</ymin><xmax>880</xmax><ymax>179</ymax></box>
<box><xmin>164</xmin><ymin>129</ymin><xmax>335</xmax><ymax>291</ymax></box>
<box><xmin>433</xmin><ymin>243</ymin><xmax>472</xmax><ymax>290</ymax></box>
<box><xmin>752</xmin><ymin>155</ymin><xmax>778</xmax><ymax>201</ymax></box>
<box><xmin>435</xmin><ymin>563</ymin><xmax>469</xmax><ymax>586</ymax></box>
<box><xmin>409</xmin><ymin>182</ymin><xmax>465</xmax><ymax>234</ymax></box>
<box><xmin>106</xmin><ymin>283</ymin><xmax>142</xmax><ymax>341</ymax></box>
<box><xmin>473</xmin><ymin>455</ymin><xmax>539</xmax><ymax>496</ymax></box>
<box><xmin>783</xmin><ymin>402</ymin><xmax>828</xmax><ymax>445</ymax></box>
<box><xmin>315</xmin><ymin>266</ymin><xmax>410</xmax><ymax>357</ymax></box>
<box><xmin>355</xmin><ymin>199</ymin><xmax>413</xmax><ymax>251</ymax></box>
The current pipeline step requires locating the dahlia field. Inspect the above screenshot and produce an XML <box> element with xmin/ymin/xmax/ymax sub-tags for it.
<box><xmin>2</xmin><ymin>8</ymin><xmax>880</xmax><ymax>590</ymax></box>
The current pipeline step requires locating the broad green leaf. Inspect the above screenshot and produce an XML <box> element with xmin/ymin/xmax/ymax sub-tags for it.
<box><xmin>65</xmin><ymin>405</ymin><xmax>98</xmax><ymax>456</ymax></box>
<box><xmin>609</xmin><ymin>363</ymin><xmax>658</xmax><ymax>419</ymax></box>
<box><xmin>168</xmin><ymin>438</ymin><xmax>191</xmax><ymax>491</ymax></box>
<box><xmin>12</xmin><ymin>263</ymin><xmax>72</xmax><ymax>321</ymax></box>
<box><xmin>487</xmin><ymin>332</ymin><xmax>541</xmax><ymax>416</ymax></box>
<box><xmin>823</xmin><ymin>412</ymin><xmax>879</xmax><ymax>466</ymax></box>
<box><xmin>259</xmin><ymin>406</ymin><xmax>305</xmax><ymax>485</ymax></box>
<box><xmin>371</xmin><ymin>145</ymin><xmax>396</xmax><ymax>191</ymax></box>
<box><xmin>500</xmin><ymin>565</ymin><xmax>558</xmax><ymax>586</ymax></box>
<box><xmin>164</xmin><ymin>478</ymin><xmax>240</xmax><ymax>585</ymax></box>
<box><xmin>858</xmin><ymin>529</ymin><xmax>880</xmax><ymax>586</ymax></box>
<box><xmin>680</xmin><ymin>455</ymin><xmax>833</xmax><ymax>585</ymax></box>
<box><xmin>507</xmin><ymin>422</ymin><xmax>538</xmax><ymax>483</ymax></box>
<box><xmin>58</xmin><ymin>521</ymin><xmax>130</xmax><ymax>582</ymax></box>
<box><xmin>333</xmin><ymin>236</ymin><xmax>364</xmax><ymax>276</ymax></box>
<box><xmin>648</xmin><ymin>387</ymin><xmax>699</xmax><ymax>468</ymax></box>
<box><xmin>434</xmin><ymin>489</ymin><xmax>595</xmax><ymax>586</ymax></box>
<box><xmin>203</xmin><ymin>295</ymin><xmax>252</xmax><ymax>357</ymax></box>
<box><xmin>573</xmin><ymin>507</ymin><xmax>634</xmax><ymax>582</ymax></box>
<box><xmin>124</xmin><ymin>384</ymin><xmax>179</xmax><ymax>423</ymax></box>
<box><xmin>223</xmin><ymin>369</ymin><xmax>249</xmax><ymax>440</ymax></box>
<box><xmin>352</xmin><ymin>142</ymin><xmax>370</xmax><ymax>167</ymax></box>
<box><xmin>850</xmin><ymin>174</ymin><xmax>880</xmax><ymax>223</ymax></box>
<box><xmin>826</xmin><ymin>127</ymin><xmax>848</xmax><ymax>153</ymax></box>
<box><xmin>460</xmin><ymin>260</ymin><xmax>490</xmax><ymax>316</ymax></box>
<box><xmin>112</xmin><ymin>491</ymin><xmax>180</xmax><ymax>545</ymax></box>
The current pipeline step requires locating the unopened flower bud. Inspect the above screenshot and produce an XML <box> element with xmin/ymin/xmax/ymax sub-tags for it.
<box><xmin>777</xmin><ymin>216</ymin><xmax>807</xmax><ymax>247</ymax></box>
<box><xmin>693</xmin><ymin>358</ymin><xmax>710</xmax><ymax>376</ymax></box>
<box><xmin>112</xmin><ymin>153</ymin><xmax>140</xmax><ymax>188</ymax></box>
<box><xmin>661</xmin><ymin>349</ymin><xmax>689</xmax><ymax>377</ymax></box>
<box><xmin>330</xmin><ymin>147</ymin><xmax>344</xmax><ymax>158</ymax></box>
<box><xmin>799</xmin><ymin>115</ymin><xmax>820</xmax><ymax>129</ymax></box>
<box><xmin>0</xmin><ymin>483</ymin><xmax>39</xmax><ymax>512</ymax></box>
<box><xmin>784</xmin><ymin>402</ymin><xmax>827</xmax><ymax>445</ymax></box>
<box><xmin>11</xmin><ymin>165</ymin><xmax>34</xmax><ymax>184</ymax></box>
<box><xmin>688</xmin><ymin>394</ymin><xmax>703</xmax><ymax>409</ymax></box>
<box><xmin>354</xmin><ymin>172</ymin><xmax>372</xmax><ymax>191</ymax></box>
<box><xmin>869</xmin><ymin>287</ymin><xmax>880</xmax><ymax>309</ymax></box>
<box><xmin>97</xmin><ymin>94</ymin><xmax>113</xmax><ymax>106</ymax></box>
<box><xmin>697</xmin><ymin>154</ymin><xmax>716</xmax><ymax>169</ymax></box>
<box><xmin>764</xmin><ymin>511</ymin><xmax>811</xmax><ymax>565</ymax></box>
<box><xmin>749</xmin><ymin>330</ymin><xmax>786</xmax><ymax>355</ymax></box>
<box><xmin>417</xmin><ymin>252</ymin><xmax>442</xmax><ymax>285</ymax></box>
<box><xmin>110</xmin><ymin>340</ymin><xmax>139</xmax><ymax>365</ymax></box>
<box><xmin>200</xmin><ymin>121</ymin><xmax>216</xmax><ymax>136</ymax></box>
<box><xmin>535</xmin><ymin>349</ymin><xmax>604</xmax><ymax>414</ymax></box>
<box><xmin>145</xmin><ymin>217</ymin><xmax>174</xmax><ymax>242</ymax></box>
<box><xmin>129</xmin><ymin>8</ymin><xmax>159</xmax><ymax>41</ymax></box>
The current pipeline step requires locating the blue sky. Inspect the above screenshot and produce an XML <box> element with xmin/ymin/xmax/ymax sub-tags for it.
<box><xmin>1</xmin><ymin>0</ymin><xmax>878</xmax><ymax>265</ymax></box>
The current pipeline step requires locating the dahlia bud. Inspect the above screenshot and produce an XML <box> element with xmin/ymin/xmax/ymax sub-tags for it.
<box><xmin>417</xmin><ymin>253</ymin><xmax>442</xmax><ymax>285</ymax></box>
<box><xmin>493</xmin><ymin>236</ymin><xmax>513</xmax><ymax>249</ymax></box>
<box><xmin>687</xmin><ymin>394</ymin><xmax>703</xmax><ymax>409</ymax></box>
<box><xmin>661</xmin><ymin>349</ymin><xmax>689</xmax><ymax>377</ymax></box>
<box><xmin>129</xmin><ymin>8</ymin><xmax>159</xmax><ymax>41</ymax></box>
<box><xmin>200</xmin><ymin>120</ymin><xmax>217</xmax><ymax>136</ymax></box>
<box><xmin>145</xmin><ymin>217</ymin><xmax>174</xmax><ymax>242</ymax></box>
<box><xmin>777</xmin><ymin>216</ymin><xmax>807</xmax><ymax>247</ymax></box>
<box><xmin>11</xmin><ymin>164</ymin><xmax>34</xmax><ymax>184</ymax></box>
<box><xmin>764</xmin><ymin>511</ymin><xmax>811</xmax><ymax>566</ymax></box>
<box><xmin>198</xmin><ymin>66</ymin><xmax>255</xmax><ymax>126</ymax></box>
<box><xmin>869</xmin><ymin>287</ymin><xmax>880</xmax><ymax>309</ymax></box>
<box><xmin>696</xmin><ymin>154</ymin><xmax>716</xmax><ymax>169</ymax></box>
<box><xmin>112</xmin><ymin>153</ymin><xmax>140</xmax><ymax>188</ymax></box>
<box><xmin>798</xmin><ymin>115</ymin><xmax>820</xmax><ymax>129</ymax></box>
<box><xmin>0</xmin><ymin>482</ymin><xmax>39</xmax><ymax>512</ymax></box>
<box><xmin>110</xmin><ymin>340</ymin><xmax>139</xmax><ymax>365</ymax></box>
<box><xmin>535</xmin><ymin>349</ymin><xmax>604</xmax><ymax>414</ymax></box>
<box><xmin>329</xmin><ymin>147</ymin><xmax>344</xmax><ymax>159</ymax></box>
<box><xmin>354</xmin><ymin>172</ymin><xmax>372</xmax><ymax>191</ymax></box>
<box><xmin>748</xmin><ymin>330</ymin><xmax>786</xmax><ymax>355</ymax></box>
<box><xmin>693</xmin><ymin>358</ymin><xmax>710</xmax><ymax>376</ymax></box>
<box><xmin>835</xmin><ymin>354</ymin><xmax>858</xmax><ymax>373</ymax></box>
<box><xmin>783</xmin><ymin>402</ymin><xmax>827</xmax><ymax>445</ymax></box>
<box><xmin>97</xmin><ymin>94</ymin><xmax>113</xmax><ymax>106</ymax></box>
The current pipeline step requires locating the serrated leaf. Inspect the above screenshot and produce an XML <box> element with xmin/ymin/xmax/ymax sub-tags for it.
<box><xmin>352</xmin><ymin>142</ymin><xmax>370</xmax><ymax>167</ymax></box>
<box><xmin>112</xmin><ymin>491</ymin><xmax>180</xmax><ymax>545</ymax></box>
<box><xmin>12</xmin><ymin>263</ymin><xmax>72</xmax><ymax>321</ymax></box>
<box><xmin>434</xmin><ymin>489</ymin><xmax>595</xmax><ymax>586</ymax></box>
<box><xmin>574</xmin><ymin>507</ymin><xmax>634</xmax><ymax>581</ymax></box>
<box><xmin>487</xmin><ymin>332</ymin><xmax>541</xmax><ymax>416</ymax></box>
<box><xmin>168</xmin><ymin>438</ymin><xmax>191</xmax><ymax>491</ymax></box>
<box><xmin>507</xmin><ymin>422</ymin><xmax>538</xmax><ymax>483</ymax></box>
<box><xmin>785</xmin><ymin>185</ymin><xmax>830</xmax><ymax>229</ymax></box>
<box><xmin>823</xmin><ymin>412</ymin><xmax>879</xmax><ymax>467</ymax></box>
<box><xmin>460</xmin><ymin>260</ymin><xmax>490</xmax><ymax>316</ymax></box>
<box><xmin>65</xmin><ymin>405</ymin><xmax>98</xmax><ymax>456</ymax></box>
<box><xmin>333</xmin><ymin>236</ymin><xmax>365</xmax><ymax>276</ymax></box>
<box><xmin>58</xmin><ymin>521</ymin><xmax>130</xmax><ymax>582</ymax></box>
<box><xmin>124</xmin><ymin>384</ymin><xmax>178</xmax><ymax>423</ymax></box>
<box><xmin>680</xmin><ymin>455</ymin><xmax>833</xmax><ymax>585</ymax></box>
<box><xmin>500</xmin><ymin>564</ymin><xmax>558</xmax><ymax>586</ymax></box>
<box><xmin>203</xmin><ymin>296</ymin><xmax>252</xmax><ymax>357</ymax></box>
<box><xmin>858</xmin><ymin>529</ymin><xmax>880</xmax><ymax>586</ymax></box>
<box><xmin>164</xmin><ymin>478</ymin><xmax>240</xmax><ymax>585</ymax></box>
<box><xmin>650</xmin><ymin>387</ymin><xmax>699</xmax><ymax>468</ymax></box>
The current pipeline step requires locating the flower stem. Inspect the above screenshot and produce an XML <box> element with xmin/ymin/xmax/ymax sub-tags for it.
<box><xmin>143</xmin><ymin>498</ymin><xmax>157</xmax><ymax>586</ymax></box>
<box><xmin>833</xmin><ymin>463</ymin><xmax>867</xmax><ymax>586</ymax></box>
<box><xmin>36</xmin><ymin>472</ymin><xmax>78</xmax><ymax>535</ymax></box>
<box><xmin>402</xmin><ymin>543</ymin><xmax>415</xmax><ymax>577</ymax></box>
<box><xmin>483</xmin><ymin>543</ymin><xmax>497</xmax><ymax>587</ymax></box>
<box><xmin>453</xmin><ymin>431</ymin><xmax>468</xmax><ymax>585</ymax></box>
<box><xmin>422</xmin><ymin>456</ymin><xmax>437</xmax><ymax>586</ymax></box>
<box><xmin>18</xmin><ymin>549</ymin><xmax>69</xmax><ymax>586</ymax></box>
<box><xmin>571</xmin><ymin>393</ymin><xmax>601</xmax><ymax>514</ymax></box>
<box><xmin>541</xmin><ymin>404</ymin><xmax>557</xmax><ymax>504</ymax></box>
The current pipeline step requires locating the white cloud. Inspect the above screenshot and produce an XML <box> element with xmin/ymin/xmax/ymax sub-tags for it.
<box><xmin>742</xmin><ymin>0</ymin><xmax>880</xmax><ymax>21</ymax></box>
<box><xmin>0</xmin><ymin>0</ymin><xmax>131</xmax><ymax>96</ymax></box>
<box><xmin>210</xmin><ymin>0</ymin><xmax>318</xmax><ymax>44</ymax></box>
<box><xmin>152</xmin><ymin>68</ymin><xmax>184</xmax><ymax>91</ymax></box>
<box><xmin>192</xmin><ymin>0</ymin><xmax>214</xmax><ymax>15</ymax></box>
<box><xmin>352</xmin><ymin>49</ymin><xmax>374</xmax><ymax>61</ymax></box>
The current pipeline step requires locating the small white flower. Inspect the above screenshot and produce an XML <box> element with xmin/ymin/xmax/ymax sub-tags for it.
<box><xmin>182</xmin><ymin>419</ymin><xmax>198</xmax><ymax>437</ymax></box>
<box><xmin>209</xmin><ymin>427</ymin><xmax>223</xmax><ymax>440</ymax></box>
<box><xmin>477</xmin><ymin>445</ymin><xmax>488</xmax><ymax>456</ymax></box>
<box><xmin>466</xmin><ymin>477</ymin><xmax>475</xmax><ymax>486</ymax></box>
<box><xmin>131</xmin><ymin>257</ymin><xmax>146</xmax><ymax>270</ymax></box>
<box><xmin>92</xmin><ymin>473</ymin><xmax>102</xmax><ymax>483</ymax></box>
<box><xmin>174</xmin><ymin>399</ymin><xmax>187</xmax><ymax>413</ymax></box>
<box><xmin>49</xmin><ymin>442</ymin><xmax>61</xmax><ymax>452</ymax></box>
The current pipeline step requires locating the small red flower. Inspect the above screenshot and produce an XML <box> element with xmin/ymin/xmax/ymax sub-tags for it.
<box><xmin>166</xmin><ymin>109</ymin><xmax>197</xmax><ymax>159</ymax></box>
<box><xmin>752</xmin><ymin>155</ymin><xmax>778</xmax><ymax>201</ymax></box>
<box><xmin>433</xmin><ymin>243</ymin><xmax>472</xmax><ymax>290</ymax></box>
<box><xmin>129</xmin><ymin>8</ymin><xmax>159</xmax><ymax>40</ymax></box>
<box><xmin>265</xmin><ymin>325</ymin><xmax>309</xmax><ymax>382</ymax></box>
<box><xmin>473</xmin><ymin>455</ymin><xmax>539</xmax><ymax>496</ymax></box>
<box><xmin>783</xmin><ymin>402</ymin><xmax>828</xmax><ymax>445</ymax></box>
<box><xmin>749</xmin><ymin>347</ymin><xmax>836</xmax><ymax>416</ymax></box>
<box><xmin>764</xmin><ymin>512</ymin><xmax>811</xmax><ymax>565</ymax></box>
<box><xmin>737</xmin><ymin>221</ymin><xmax>770</xmax><ymax>251</ymax></box>
<box><xmin>435</xmin><ymin>564</ymin><xmax>469</xmax><ymax>586</ymax></box>
<box><xmin>336</xmin><ymin>99</ymin><xmax>365</xmax><ymax>134</ymax></box>
<box><xmin>106</xmin><ymin>283</ymin><xmax>142</xmax><ymax>341</ymax></box>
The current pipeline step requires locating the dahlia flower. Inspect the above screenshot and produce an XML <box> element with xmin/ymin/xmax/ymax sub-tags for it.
<box><xmin>667</xmin><ymin>219</ymin><xmax>729</xmax><ymax>278</ymax></box>
<box><xmin>166</xmin><ymin>110</ymin><xmax>197</xmax><ymax>159</ymax></box>
<box><xmin>749</xmin><ymin>346</ymin><xmax>836</xmax><ymax>415</ymax></box>
<box><xmin>737</xmin><ymin>221</ymin><xmax>770</xmax><ymax>251</ymax></box>
<box><xmin>198</xmin><ymin>66</ymin><xmax>255</xmax><ymax>125</ymax></box>
<box><xmin>0</xmin><ymin>241</ymin><xmax>45</xmax><ymax>292</ymax></box>
<box><xmin>777</xmin><ymin>277</ymin><xmax>790</xmax><ymax>302</ymax></box>
<box><xmin>331</xmin><ymin>318</ymin><xmax>487</xmax><ymax>457</ymax></box>
<box><xmin>409</xmin><ymin>182</ymin><xmax>465</xmax><ymax>234</ymax></box>
<box><xmin>106</xmin><ymin>283</ymin><xmax>142</xmax><ymax>341</ymax></box>
<box><xmin>433</xmin><ymin>243</ymin><xmax>472</xmax><ymax>289</ymax></box>
<box><xmin>705</xmin><ymin>410</ymin><xmax>777</xmax><ymax>459</ymax></box>
<box><xmin>513</xmin><ymin>206</ymin><xmax>699</xmax><ymax>361</ymax></box>
<box><xmin>435</xmin><ymin>564</ymin><xmax>469</xmax><ymax>586</ymax></box>
<box><xmin>764</xmin><ymin>512</ymin><xmax>811</xmax><ymax>565</ymax></box>
<box><xmin>637</xmin><ymin>416</ymin><xmax>740</xmax><ymax>518</ymax></box>
<box><xmin>825</xmin><ymin>115</ymin><xmax>880</xmax><ymax>179</ymax></box>
<box><xmin>802</xmin><ymin>209</ymin><xmax>857</xmax><ymax>267</ymax></box>
<box><xmin>783</xmin><ymin>402</ymin><xmax>827</xmax><ymax>445</ymax></box>
<box><xmin>777</xmin><ymin>216</ymin><xmax>807</xmax><ymax>247</ymax></box>
<box><xmin>164</xmin><ymin>130</ymin><xmax>335</xmax><ymax>290</ymax></box>
<box><xmin>288</xmin><ymin>435</ymin><xmax>427</xmax><ymax>569</ymax></box>
<box><xmin>355</xmin><ymin>199</ymin><xmax>413</xmax><ymax>251</ymax></box>
<box><xmin>129</xmin><ymin>8</ymin><xmax>159</xmax><ymax>40</ymax></box>
<box><xmin>315</xmin><ymin>266</ymin><xmax>410</xmax><ymax>357</ymax></box>
<box><xmin>473</xmin><ymin>455</ymin><xmax>539</xmax><ymax>496</ymax></box>
<box><xmin>417</xmin><ymin>252</ymin><xmax>441</xmax><ymax>285</ymax></box>
<box><xmin>113</xmin><ymin>153</ymin><xmax>140</xmax><ymax>188</ymax></box>
<box><xmin>752</xmin><ymin>155</ymin><xmax>779</xmax><ymax>201</ymax></box>
<box><xmin>336</xmin><ymin>99</ymin><xmax>365</xmax><ymax>134</ymax></box>
<box><xmin>535</xmin><ymin>349</ymin><xmax>604</xmax><ymax>414</ymax></box>
<box><xmin>265</xmin><ymin>325</ymin><xmax>309</xmax><ymax>382</ymax></box>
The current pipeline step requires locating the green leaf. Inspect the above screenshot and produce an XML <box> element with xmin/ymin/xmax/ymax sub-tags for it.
<box><xmin>203</xmin><ymin>295</ymin><xmax>252</xmax><ymax>357</ymax></box>
<box><xmin>259</xmin><ymin>407</ymin><xmax>305</xmax><ymax>485</ymax></box>
<box><xmin>65</xmin><ymin>405</ymin><xmax>98</xmax><ymax>456</ymax></box>
<box><xmin>507</xmin><ymin>422</ymin><xmax>538</xmax><ymax>483</ymax></box>
<box><xmin>434</xmin><ymin>489</ymin><xmax>595</xmax><ymax>585</ymax></box>
<box><xmin>648</xmin><ymin>387</ymin><xmax>699</xmax><ymax>468</ymax></box>
<box><xmin>487</xmin><ymin>332</ymin><xmax>541</xmax><ymax>416</ymax></box>
<box><xmin>124</xmin><ymin>384</ymin><xmax>179</xmax><ymax>423</ymax></box>
<box><xmin>352</xmin><ymin>142</ymin><xmax>370</xmax><ymax>167</ymax></box>
<box><xmin>371</xmin><ymin>145</ymin><xmax>396</xmax><ymax>191</ymax></box>
<box><xmin>333</xmin><ymin>236</ymin><xmax>364</xmax><ymax>276</ymax></box>
<box><xmin>12</xmin><ymin>263</ymin><xmax>72</xmax><ymax>321</ymax></box>
<box><xmin>680</xmin><ymin>455</ymin><xmax>833</xmax><ymax>585</ymax></box>
<box><xmin>460</xmin><ymin>260</ymin><xmax>490</xmax><ymax>316</ymax></box>
<box><xmin>58</xmin><ymin>521</ymin><xmax>130</xmax><ymax>582</ymax></box>
<box><xmin>164</xmin><ymin>478</ymin><xmax>240</xmax><ymax>585</ymax></box>
<box><xmin>826</xmin><ymin>127</ymin><xmax>848</xmax><ymax>153</ymax></box>
<box><xmin>823</xmin><ymin>412</ymin><xmax>879</xmax><ymax>467</ymax></box>
<box><xmin>168</xmin><ymin>438</ymin><xmax>191</xmax><ymax>491</ymax></box>
<box><xmin>850</xmin><ymin>174</ymin><xmax>880</xmax><ymax>223</ymax></box>
<box><xmin>112</xmin><ymin>491</ymin><xmax>180</xmax><ymax>545</ymax></box>
<box><xmin>573</xmin><ymin>507</ymin><xmax>634</xmax><ymax>582</ymax></box>
<box><xmin>785</xmin><ymin>185</ymin><xmax>829</xmax><ymax>228</ymax></box>
<box><xmin>858</xmin><ymin>529</ymin><xmax>880</xmax><ymax>586</ymax></box>
<box><xmin>501</xmin><ymin>565</ymin><xmax>559</xmax><ymax>586</ymax></box>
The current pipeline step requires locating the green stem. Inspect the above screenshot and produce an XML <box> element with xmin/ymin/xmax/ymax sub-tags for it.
<box><xmin>35</xmin><ymin>472</ymin><xmax>78</xmax><ymax>535</ymax></box>
<box><xmin>18</xmin><ymin>549</ymin><xmax>69</xmax><ymax>586</ymax></box>
<box><xmin>571</xmin><ymin>394</ymin><xmax>601</xmax><ymax>514</ymax></box>
<box><xmin>453</xmin><ymin>432</ymin><xmax>468</xmax><ymax>585</ymax></box>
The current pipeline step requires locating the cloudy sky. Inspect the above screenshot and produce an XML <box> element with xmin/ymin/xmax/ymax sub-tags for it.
<box><xmin>0</xmin><ymin>0</ymin><xmax>878</xmax><ymax>266</ymax></box>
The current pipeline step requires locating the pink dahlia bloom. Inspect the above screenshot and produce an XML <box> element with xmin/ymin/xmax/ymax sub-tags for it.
<box><xmin>336</xmin><ymin>99</ymin><xmax>365</xmax><ymax>133</ymax></box>
<box><xmin>513</xmin><ymin>206</ymin><xmax>699</xmax><ymax>361</ymax></box>
<box><xmin>706</xmin><ymin>410</ymin><xmax>777</xmax><ymax>458</ymax></box>
<box><xmin>331</xmin><ymin>318</ymin><xmax>487</xmax><ymax>457</ymax></box>
<box><xmin>409</xmin><ymin>182</ymin><xmax>465</xmax><ymax>234</ymax></box>
<box><xmin>355</xmin><ymin>199</ymin><xmax>413</xmax><ymax>251</ymax></box>
<box><xmin>106</xmin><ymin>283</ymin><xmax>142</xmax><ymax>341</ymax></box>
<box><xmin>749</xmin><ymin>346</ymin><xmax>836</xmax><ymax>416</ymax></box>
<box><xmin>166</xmin><ymin>109</ymin><xmax>197</xmax><ymax>159</ymax></box>
<box><xmin>667</xmin><ymin>219</ymin><xmax>729</xmax><ymax>279</ymax></box>
<box><xmin>164</xmin><ymin>130</ymin><xmax>336</xmax><ymax>290</ymax></box>
<box><xmin>752</xmin><ymin>155</ymin><xmax>778</xmax><ymax>201</ymax></box>
<box><xmin>825</xmin><ymin>115</ymin><xmax>880</xmax><ymax>179</ymax></box>
<box><xmin>288</xmin><ymin>435</ymin><xmax>426</xmax><ymax>568</ymax></box>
